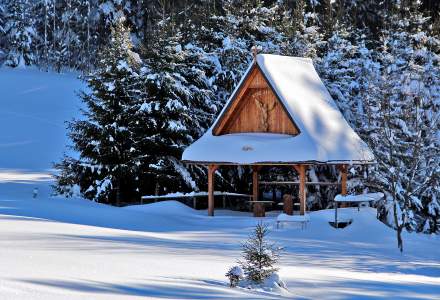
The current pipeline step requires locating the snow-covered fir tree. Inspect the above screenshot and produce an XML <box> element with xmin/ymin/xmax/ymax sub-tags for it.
<box><xmin>32</xmin><ymin>0</ymin><xmax>52</xmax><ymax>70</ymax></box>
<box><xmin>133</xmin><ymin>23</ymin><xmax>219</xmax><ymax>195</ymax></box>
<box><xmin>0</xmin><ymin>2</ymin><xmax>5</xmax><ymax>57</ymax></box>
<box><xmin>2</xmin><ymin>0</ymin><xmax>35</xmax><ymax>67</ymax></box>
<box><xmin>239</xmin><ymin>222</ymin><xmax>281</xmax><ymax>284</ymax></box>
<box><xmin>369</xmin><ymin>2</ymin><xmax>440</xmax><ymax>249</ymax></box>
<box><xmin>54</xmin><ymin>18</ymin><xmax>142</xmax><ymax>205</ymax></box>
<box><xmin>0</xmin><ymin>2</ymin><xmax>4</xmax><ymax>33</ymax></box>
<box><xmin>282</xmin><ymin>0</ymin><xmax>326</xmax><ymax>59</ymax></box>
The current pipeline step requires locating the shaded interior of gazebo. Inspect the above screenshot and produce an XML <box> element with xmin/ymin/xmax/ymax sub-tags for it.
<box><xmin>203</xmin><ymin>163</ymin><xmax>349</xmax><ymax>217</ymax></box>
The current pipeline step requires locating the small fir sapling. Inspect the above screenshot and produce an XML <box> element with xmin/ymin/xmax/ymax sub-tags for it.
<box><xmin>239</xmin><ymin>222</ymin><xmax>282</xmax><ymax>284</ymax></box>
<box><xmin>225</xmin><ymin>266</ymin><xmax>243</xmax><ymax>287</ymax></box>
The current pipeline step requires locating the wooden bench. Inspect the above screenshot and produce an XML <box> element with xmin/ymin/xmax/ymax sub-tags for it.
<box><xmin>276</xmin><ymin>213</ymin><xmax>310</xmax><ymax>229</ymax></box>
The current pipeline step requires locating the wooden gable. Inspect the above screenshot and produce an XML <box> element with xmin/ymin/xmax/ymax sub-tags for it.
<box><xmin>213</xmin><ymin>65</ymin><xmax>300</xmax><ymax>136</ymax></box>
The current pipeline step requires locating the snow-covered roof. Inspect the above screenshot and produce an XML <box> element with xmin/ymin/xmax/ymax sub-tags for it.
<box><xmin>182</xmin><ymin>54</ymin><xmax>375</xmax><ymax>165</ymax></box>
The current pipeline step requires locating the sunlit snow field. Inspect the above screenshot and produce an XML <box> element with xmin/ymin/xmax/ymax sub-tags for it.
<box><xmin>0</xmin><ymin>68</ymin><xmax>439</xmax><ymax>299</ymax></box>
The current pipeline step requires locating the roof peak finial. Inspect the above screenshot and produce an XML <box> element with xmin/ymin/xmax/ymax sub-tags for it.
<box><xmin>251</xmin><ymin>45</ymin><xmax>258</xmax><ymax>63</ymax></box>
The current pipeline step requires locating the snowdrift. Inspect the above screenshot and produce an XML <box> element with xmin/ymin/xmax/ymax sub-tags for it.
<box><xmin>123</xmin><ymin>200</ymin><xmax>201</xmax><ymax>215</ymax></box>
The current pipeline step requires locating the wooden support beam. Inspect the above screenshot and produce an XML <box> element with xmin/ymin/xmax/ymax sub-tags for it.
<box><xmin>259</xmin><ymin>181</ymin><xmax>339</xmax><ymax>186</ymax></box>
<box><xmin>207</xmin><ymin>164</ymin><xmax>219</xmax><ymax>216</ymax></box>
<box><xmin>252</xmin><ymin>166</ymin><xmax>263</xmax><ymax>217</ymax></box>
<box><xmin>339</xmin><ymin>164</ymin><xmax>348</xmax><ymax>196</ymax></box>
<box><xmin>294</xmin><ymin>165</ymin><xmax>307</xmax><ymax>215</ymax></box>
<box><xmin>283</xmin><ymin>194</ymin><xmax>293</xmax><ymax>215</ymax></box>
<box><xmin>338</xmin><ymin>164</ymin><xmax>348</xmax><ymax>208</ymax></box>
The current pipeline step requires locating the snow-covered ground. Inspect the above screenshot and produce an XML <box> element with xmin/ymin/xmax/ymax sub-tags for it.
<box><xmin>0</xmin><ymin>68</ymin><xmax>439</xmax><ymax>299</ymax></box>
<box><xmin>0</xmin><ymin>67</ymin><xmax>83</xmax><ymax>199</ymax></box>
<box><xmin>1</xmin><ymin>198</ymin><xmax>439</xmax><ymax>299</ymax></box>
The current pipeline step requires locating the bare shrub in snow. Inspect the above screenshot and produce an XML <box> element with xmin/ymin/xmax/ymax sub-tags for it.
<box><xmin>225</xmin><ymin>266</ymin><xmax>243</xmax><ymax>287</ymax></box>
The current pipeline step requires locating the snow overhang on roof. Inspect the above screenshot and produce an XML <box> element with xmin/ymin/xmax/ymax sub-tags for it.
<box><xmin>182</xmin><ymin>54</ymin><xmax>375</xmax><ymax>165</ymax></box>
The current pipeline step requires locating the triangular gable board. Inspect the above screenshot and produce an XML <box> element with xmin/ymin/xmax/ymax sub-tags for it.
<box><xmin>213</xmin><ymin>65</ymin><xmax>299</xmax><ymax>136</ymax></box>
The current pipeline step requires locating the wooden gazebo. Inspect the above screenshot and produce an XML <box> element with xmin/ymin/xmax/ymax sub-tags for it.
<box><xmin>182</xmin><ymin>53</ymin><xmax>374</xmax><ymax>217</ymax></box>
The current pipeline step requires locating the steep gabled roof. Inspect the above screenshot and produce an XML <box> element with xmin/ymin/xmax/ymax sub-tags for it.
<box><xmin>182</xmin><ymin>54</ymin><xmax>375</xmax><ymax>165</ymax></box>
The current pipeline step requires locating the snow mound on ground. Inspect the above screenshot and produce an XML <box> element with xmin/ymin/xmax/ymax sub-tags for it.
<box><xmin>239</xmin><ymin>272</ymin><xmax>290</xmax><ymax>297</ymax></box>
<box><xmin>123</xmin><ymin>200</ymin><xmax>200</xmax><ymax>216</ymax></box>
<box><xmin>264</xmin><ymin>273</ymin><xmax>288</xmax><ymax>293</ymax></box>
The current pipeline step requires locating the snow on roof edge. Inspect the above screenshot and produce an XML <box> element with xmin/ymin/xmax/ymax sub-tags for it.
<box><xmin>181</xmin><ymin>158</ymin><xmax>377</xmax><ymax>165</ymax></box>
<box><xmin>183</xmin><ymin>54</ymin><xmax>375</xmax><ymax>165</ymax></box>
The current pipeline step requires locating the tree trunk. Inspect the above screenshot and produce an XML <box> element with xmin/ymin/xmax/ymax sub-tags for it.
<box><xmin>393</xmin><ymin>199</ymin><xmax>403</xmax><ymax>252</ymax></box>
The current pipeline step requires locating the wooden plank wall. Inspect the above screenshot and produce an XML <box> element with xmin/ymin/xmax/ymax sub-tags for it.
<box><xmin>214</xmin><ymin>67</ymin><xmax>299</xmax><ymax>136</ymax></box>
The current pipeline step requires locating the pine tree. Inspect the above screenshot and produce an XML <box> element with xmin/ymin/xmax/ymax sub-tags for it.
<box><xmin>239</xmin><ymin>223</ymin><xmax>281</xmax><ymax>284</ymax></box>
<box><xmin>33</xmin><ymin>0</ymin><xmax>54</xmax><ymax>70</ymax></box>
<box><xmin>0</xmin><ymin>3</ymin><xmax>5</xmax><ymax>34</ymax></box>
<box><xmin>54</xmin><ymin>18</ymin><xmax>142</xmax><ymax>205</ymax></box>
<box><xmin>320</xmin><ymin>27</ymin><xmax>382</xmax><ymax>132</ymax></box>
<box><xmin>370</xmin><ymin>2</ymin><xmax>440</xmax><ymax>250</ymax></box>
<box><xmin>3</xmin><ymin>0</ymin><xmax>35</xmax><ymax>67</ymax></box>
<box><xmin>0</xmin><ymin>3</ymin><xmax>5</xmax><ymax>57</ymax></box>
<box><xmin>133</xmin><ymin>23</ymin><xmax>218</xmax><ymax>195</ymax></box>
<box><xmin>283</xmin><ymin>0</ymin><xmax>325</xmax><ymax>59</ymax></box>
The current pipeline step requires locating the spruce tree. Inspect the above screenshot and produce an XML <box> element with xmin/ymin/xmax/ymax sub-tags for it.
<box><xmin>0</xmin><ymin>3</ymin><xmax>5</xmax><ymax>56</ymax></box>
<box><xmin>0</xmin><ymin>3</ymin><xmax>4</xmax><ymax>34</ymax></box>
<box><xmin>282</xmin><ymin>0</ymin><xmax>325</xmax><ymax>59</ymax></box>
<box><xmin>370</xmin><ymin>2</ymin><xmax>440</xmax><ymax>250</ymax></box>
<box><xmin>3</xmin><ymin>0</ymin><xmax>35</xmax><ymax>67</ymax></box>
<box><xmin>133</xmin><ymin>24</ymin><xmax>218</xmax><ymax>195</ymax></box>
<box><xmin>54</xmin><ymin>18</ymin><xmax>142</xmax><ymax>205</ymax></box>
<box><xmin>320</xmin><ymin>27</ymin><xmax>382</xmax><ymax>133</ymax></box>
<box><xmin>239</xmin><ymin>223</ymin><xmax>281</xmax><ymax>284</ymax></box>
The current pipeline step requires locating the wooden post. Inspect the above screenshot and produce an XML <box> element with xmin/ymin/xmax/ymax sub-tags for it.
<box><xmin>283</xmin><ymin>194</ymin><xmax>293</xmax><ymax>215</ymax></box>
<box><xmin>339</xmin><ymin>164</ymin><xmax>348</xmax><ymax>208</ymax></box>
<box><xmin>294</xmin><ymin>165</ymin><xmax>307</xmax><ymax>215</ymax></box>
<box><xmin>252</xmin><ymin>166</ymin><xmax>263</xmax><ymax>217</ymax></box>
<box><xmin>272</xmin><ymin>187</ymin><xmax>276</xmax><ymax>203</ymax></box>
<box><xmin>208</xmin><ymin>165</ymin><xmax>218</xmax><ymax>216</ymax></box>
<box><xmin>340</xmin><ymin>164</ymin><xmax>347</xmax><ymax>196</ymax></box>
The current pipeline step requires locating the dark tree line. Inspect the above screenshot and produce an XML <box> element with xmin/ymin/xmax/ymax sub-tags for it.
<box><xmin>0</xmin><ymin>0</ymin><xmax>438</xmax><ymax>70</ymax></box>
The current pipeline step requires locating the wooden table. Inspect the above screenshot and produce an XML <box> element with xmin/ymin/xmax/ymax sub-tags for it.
<box><xmin>334</xmin><ymin>193</ymin><xmax>384</xmax><ymax>228</ymax></box>
<box><xmin>248</xmin><ymin>201</ymin><xmax>274</xmax><ymax>217</ymax></box>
